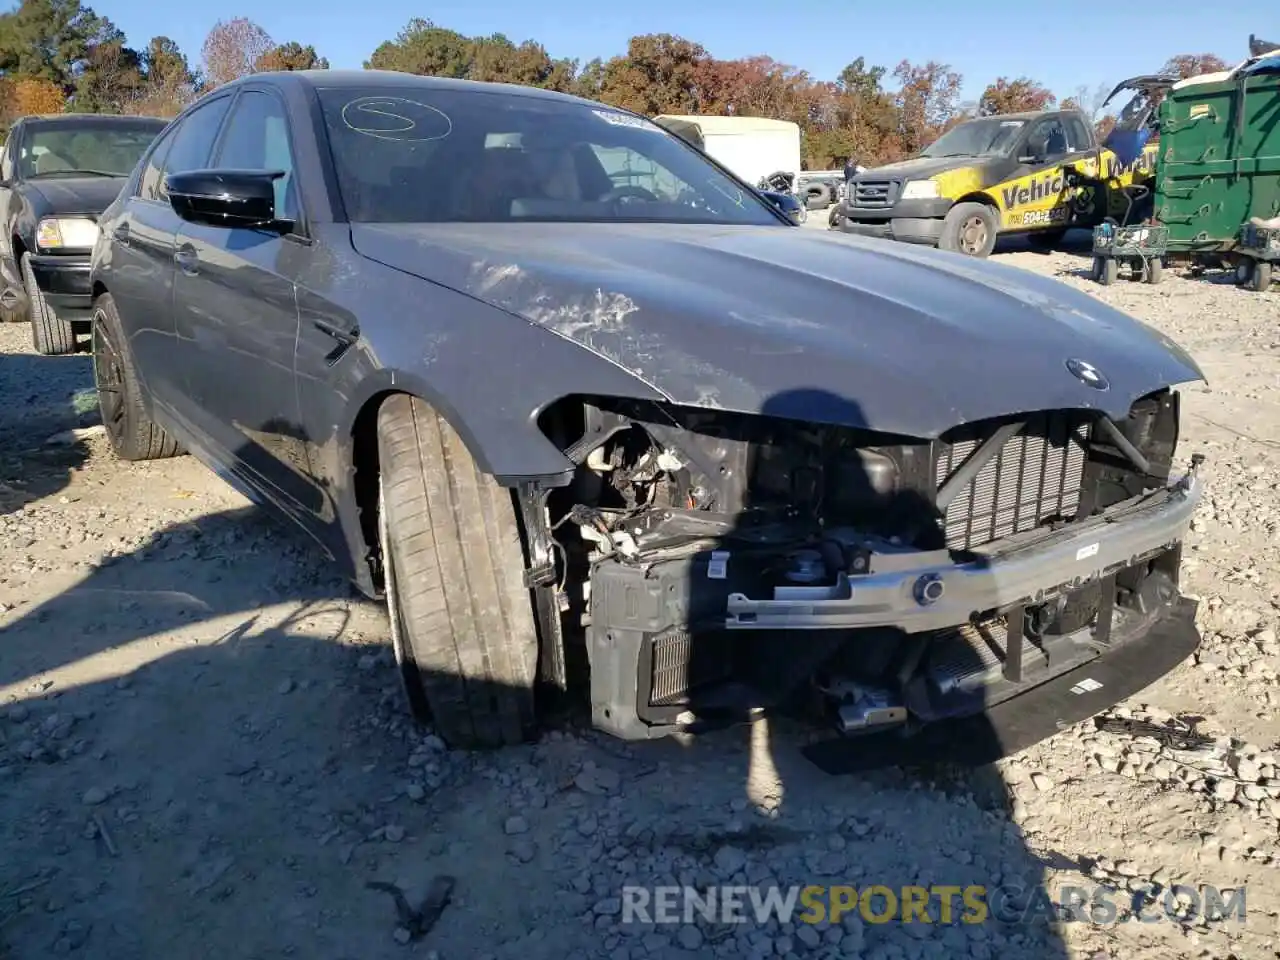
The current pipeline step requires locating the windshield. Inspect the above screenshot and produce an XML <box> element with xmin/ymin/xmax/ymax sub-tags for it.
<box><xmin>316</xmin><ymin>86</ymin><xmax>782</xmax><ymax>225</ymax></box>
<box><xmin>920</xmin><ymin>118</ymin><xmax>1026</xmax><ymax>158</ymax></box>
<box><xmin>18</xmin><ymin>119</ymin><xmax>167</xmax><ymax>179</ymax></box>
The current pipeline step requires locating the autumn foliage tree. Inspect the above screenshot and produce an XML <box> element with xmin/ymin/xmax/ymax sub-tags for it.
<box><xmin>255</xmin><ymin>41</ymin><xmax>329</xmax><ymax>73</ymax></box>
<box><xmin>1161</xmin><ymin>53</ymin><xmax>1230</xmax><ymax>80</ymax></box>
<box><xmin>201</xmin><ymin>17</ymin><xmax>273</xmax><ymax>89</ymax></box>
<box><xmin>11</xmin><ymin>77</ymin><xmax>64</xmax><ymax>113</ymax></box>
<box><xmin>978</xmin><ymin>76</ymin><xmax>1056</xmax><ymax>116</ymax></box>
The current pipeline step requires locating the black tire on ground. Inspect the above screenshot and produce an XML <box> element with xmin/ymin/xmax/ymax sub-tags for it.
<box><xmin>1092</xmin><ymin>256</ymin><xmax>1118</xmax><ymax>286</ymax></box>
<box><xmin>939</xmin><ymin>202</ymin><xmax>999</xmax><ymax>258</ymax></box>
<box><xmin>375</xmin><ymin>393</ymin><xmax>539</xmax><ymax>748</ymax></box>
<box><xmin>804</xmin><ymin>183</ymin><xmax>832</xmax><ymax>210</ymax></box>
<box><xmin>1235</xmin><ymin>259</ymin><xmax>1252</xmax><ymax>285</ymax></box>
<box><xmin>828</xmin><ymin>204</ymin><xmax>844</xmax><ymax>229</ymax></box>
<box><xmin>1027</xmin><ymin>228</ymin><xmax>1068</xmax><ymax>250</ymax></box>
<box><xmin>1145</xmin><ymin>258</ymin><xmax>1164</xmax><ymax>284</ymax></box>
<box><xmin>91</xmin><ymin>292</ymin><xmax>184</xmax><ymax>461</ymax></box>
<box><xmin>1250</xmin><ymin>259</ymin><xmax>1272</xmax><ymax>292</ymax></box>
<box><xmin>23</xmin><ymin>255</ymin><xmax>74</xmax><ymax>355</ymax></box>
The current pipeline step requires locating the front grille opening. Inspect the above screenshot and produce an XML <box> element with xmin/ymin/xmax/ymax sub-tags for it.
<box><xmin>648</xmin><ymin>629</ymin><xmax>732</xmax><ymax>706</ymax></box>
<box><xmin>936</xmin><ymin>413</ymin><xmax>1090</xmax><ymax>551</ymax></box>
<box><xmin>852</xmin><ymin>179</ymin><xmax>900</xmax><ymax>208</ymax></box>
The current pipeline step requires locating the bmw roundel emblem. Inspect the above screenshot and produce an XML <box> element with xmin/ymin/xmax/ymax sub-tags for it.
<box><xmin>1066</xmin><ymin>358</ymin><xmax>1109</xmax><ymax>391</ymax></box>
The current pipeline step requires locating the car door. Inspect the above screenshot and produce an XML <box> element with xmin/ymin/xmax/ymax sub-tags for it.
<box><xmin>108</xmin><ymin>95</ymin><xmax>233</xmax><ymax>414</ymax></box>
<box><xmin>999</xmin><ymin>115</ymin><xmax>1094</xmax><ymax>232</ymax></box>
<box><xmin>171</xmin><ymin>86</ymin><xmax>320</xmax><ymax>526</ymax></box>
<box><xmin>0</xmin><ymin>125</ymin><xmax>24</xmax><ymax>309</ymax></box>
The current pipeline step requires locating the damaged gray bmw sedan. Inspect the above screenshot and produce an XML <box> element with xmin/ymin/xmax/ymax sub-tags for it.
<box><xmin>89</xmin><ymin>69</ymin><xmax>1207</xmax><ymax>763</ymax></box>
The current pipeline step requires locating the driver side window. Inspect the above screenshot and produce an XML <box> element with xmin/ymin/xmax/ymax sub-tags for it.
<box><xmin>1027</xmin><ymin>118</ymin><xmax>1069</xmax><ymax>159</ymax></box>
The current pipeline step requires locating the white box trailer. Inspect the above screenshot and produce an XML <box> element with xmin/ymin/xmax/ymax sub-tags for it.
<box><xmin>654</xmin><ymin>114</ymin><xmax>802</xmax><ymax>187</ymax></box>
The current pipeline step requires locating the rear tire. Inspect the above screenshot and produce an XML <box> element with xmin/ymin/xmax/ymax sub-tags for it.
<box><xmin>1092</xmin><ymin>256</ymin><xmax>1118</xmax><ymax>286</ymax></box>
<box><xmin>939</xmin><ymin>202</ymin><xmax>998</xmax><ymax>258</ymax></box>
<box><xmin>1145</xmin><ymin>258</ymin><xmax>1164</xmax><ymax>284</ymax></box>
<box><xmin>91</xmin><ymin>293</ymin><xmax>183</xmax><ymax>461</ymax></box>
<box><xmin>375</xmin><ymin>393</ymin><xmax>539</xmax><ymax>748</ymax></box>
<box><xmin>24</xmin><ymin>255</ymin><xmax>74</xmax><ymax>356</ymax></box>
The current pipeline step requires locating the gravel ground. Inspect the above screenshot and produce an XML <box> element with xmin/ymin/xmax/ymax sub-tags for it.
<box><xmin>1</xmin><ymin>228</ymin><xmax>1278</xmax><ymax>960</ymax></box>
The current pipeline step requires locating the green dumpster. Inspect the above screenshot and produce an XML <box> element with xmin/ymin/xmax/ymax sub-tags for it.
<box><xmin>1154</xmin><ymin>52</ymin><xmax>1280</xmax><ymax>253</ymax></box>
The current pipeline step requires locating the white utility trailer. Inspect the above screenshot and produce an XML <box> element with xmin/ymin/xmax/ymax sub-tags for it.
<box><xmin>653</xmin><ymin>114</ymin><xmax>802</xmax><ymax>187</ymax></box>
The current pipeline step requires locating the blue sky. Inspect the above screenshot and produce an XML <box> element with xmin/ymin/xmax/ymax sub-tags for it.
<box><xmin>103</xmin><ymin>0</ymin><xmax>1265</xmax><ymax>106</ymax></box>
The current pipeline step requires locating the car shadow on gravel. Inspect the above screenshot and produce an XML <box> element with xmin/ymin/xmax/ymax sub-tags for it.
<box><xmin>0</xmin><ymin>350</ymin><xmax>96</xmax><ymax>516</ymax></box>
<box><xmin>0</xmin><ymin>507</ymin><xmax>427</xmax><ymax>958</ymax></box>
<box><xmin>1</xmin><ymin>480</ymin><xmax>1074</xmax><ymax>957</ymax></box>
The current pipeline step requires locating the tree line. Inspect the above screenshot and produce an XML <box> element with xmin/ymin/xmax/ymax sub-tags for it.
<box><xmin>0</xmin><ymin>0</ymin><xmax>1231</xmax><ymax>168</ymax></box>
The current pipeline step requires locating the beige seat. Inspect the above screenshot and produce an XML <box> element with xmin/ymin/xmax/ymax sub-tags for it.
<box><xmin>34</xmin><ymin>150</ymin><xmax>75</xmax><ymax>175</ymax></box>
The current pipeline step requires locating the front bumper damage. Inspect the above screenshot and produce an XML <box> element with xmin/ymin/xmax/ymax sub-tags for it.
<box><xmin>586</xmin><ymin>456</ymin><xmax>1205</xmax><ymax>756</ymax></box>
<box><xmin>723</xmin><ymin>465</ymin><xmax>1202</xmax><ymax>632</ymax></box>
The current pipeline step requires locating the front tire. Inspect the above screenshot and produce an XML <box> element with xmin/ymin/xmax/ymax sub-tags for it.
<box><xmin>376</xmin><ymin>393</ymin><xmax>539</xmax><ymax>748</ymax></box>
<box><xmin>24</xmin><ymin>255</ymin><xmax>74</xmax><ymax>355</ymax></box>
<box><xmin>939</xmin><ymin>202</ymin><xmax>999</xmax><ymax>258</ymax></box>
<box><xmin>91</xmin><ymin>293</ymin><xmax>183</xmax><ymax>461</ymax></box>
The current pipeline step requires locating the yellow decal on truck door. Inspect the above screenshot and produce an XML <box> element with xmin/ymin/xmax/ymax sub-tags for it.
<box><xmin>996</xmin><ymin>167</ymin><xmax>1075</xmax><ymax>228</ymax></box>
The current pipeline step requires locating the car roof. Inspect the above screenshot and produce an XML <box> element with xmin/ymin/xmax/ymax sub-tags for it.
<box><xmin>229</xmin><ymin>69</ymin><xmax>606</xmax><ymax>109</ymax></box>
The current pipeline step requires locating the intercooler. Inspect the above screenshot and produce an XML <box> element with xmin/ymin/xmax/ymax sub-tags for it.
<box><xmin>935</xmin><ymin>412</ymin><xmax>1090</xmax><ymax>551</ymax></box>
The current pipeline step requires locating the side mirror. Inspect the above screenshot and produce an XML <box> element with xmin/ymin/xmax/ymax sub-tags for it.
<box><xmin>165</xmin><ymin>169</ymin><xmax>288</xmax><ymax>230</ymax></box>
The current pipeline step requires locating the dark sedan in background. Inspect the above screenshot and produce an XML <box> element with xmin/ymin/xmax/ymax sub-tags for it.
<box><xmin>0</xmin><ymin>113</ymin><xmax>169</xmax><ymax>354</ymax></box>
<box><xmin>89</xmin><ymin>70</ymin><xmax>1205</xmax><ymax>766</ymax></box>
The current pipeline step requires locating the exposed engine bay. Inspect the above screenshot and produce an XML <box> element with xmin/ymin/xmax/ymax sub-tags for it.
<box><xmin>525</xmin><ymin>390</ymin><xmax>1202</xmax><ymax>743</ymax></box>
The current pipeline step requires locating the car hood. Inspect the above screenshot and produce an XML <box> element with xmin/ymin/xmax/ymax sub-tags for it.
<box><xmin>25</xmin><ymin>176</ymin><xmax>127</xmax><ymax>214</ymax></box>
<box><xmin>853</xmin><ymin>156</ymin><xmax>985</xmax><ymax>180</ymax></box>
<box><xmin>350</xmin><ymin>222</ymin><xmax>1204</xmax><ymax>437</ymax></box>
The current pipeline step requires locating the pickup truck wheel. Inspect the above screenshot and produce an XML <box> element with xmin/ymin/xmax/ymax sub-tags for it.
<box><xmin>939</xmin><ymin>202</ymin><xmax>998</xmax><ymax>258</ymax></box>
<box><xmin>23</xmin><ymin>255</ymin><xmax>74</xmax><ymax>356</ymax></box>
<box><xmin>375</xmin><ymin>393</ymin><xmax>539</xmax><ymax>748</ymax></box>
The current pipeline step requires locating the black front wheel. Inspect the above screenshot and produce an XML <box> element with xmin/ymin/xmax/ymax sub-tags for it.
<box><xmin>91</xmin><ymin>293</ymin><xmax>184</xmax><ymax>461</ymax></box>
<box><xmin>24</xmin><ymin>255</ymin><xmax>74</xmax><ymax>355</ymax></box>
<box><xmin>375</xmin><ymin>393</ymin><xmax>539</xmax><ymax>748</ymax></box>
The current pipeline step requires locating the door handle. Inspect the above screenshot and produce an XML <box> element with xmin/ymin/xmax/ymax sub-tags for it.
<box><xmin>173</xmin><ymin>244</ymin><xmax>198</xmax><ymax>275</ymax></box>
<box><xmin>313</xmin><ymin>318</ymin><xmax>359</xmax><ymax>346</ymax></box>
<box><xmin>313</xmin><ymin>318</ymin><xmax>359</xmax><ymax>366</ymax></box>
